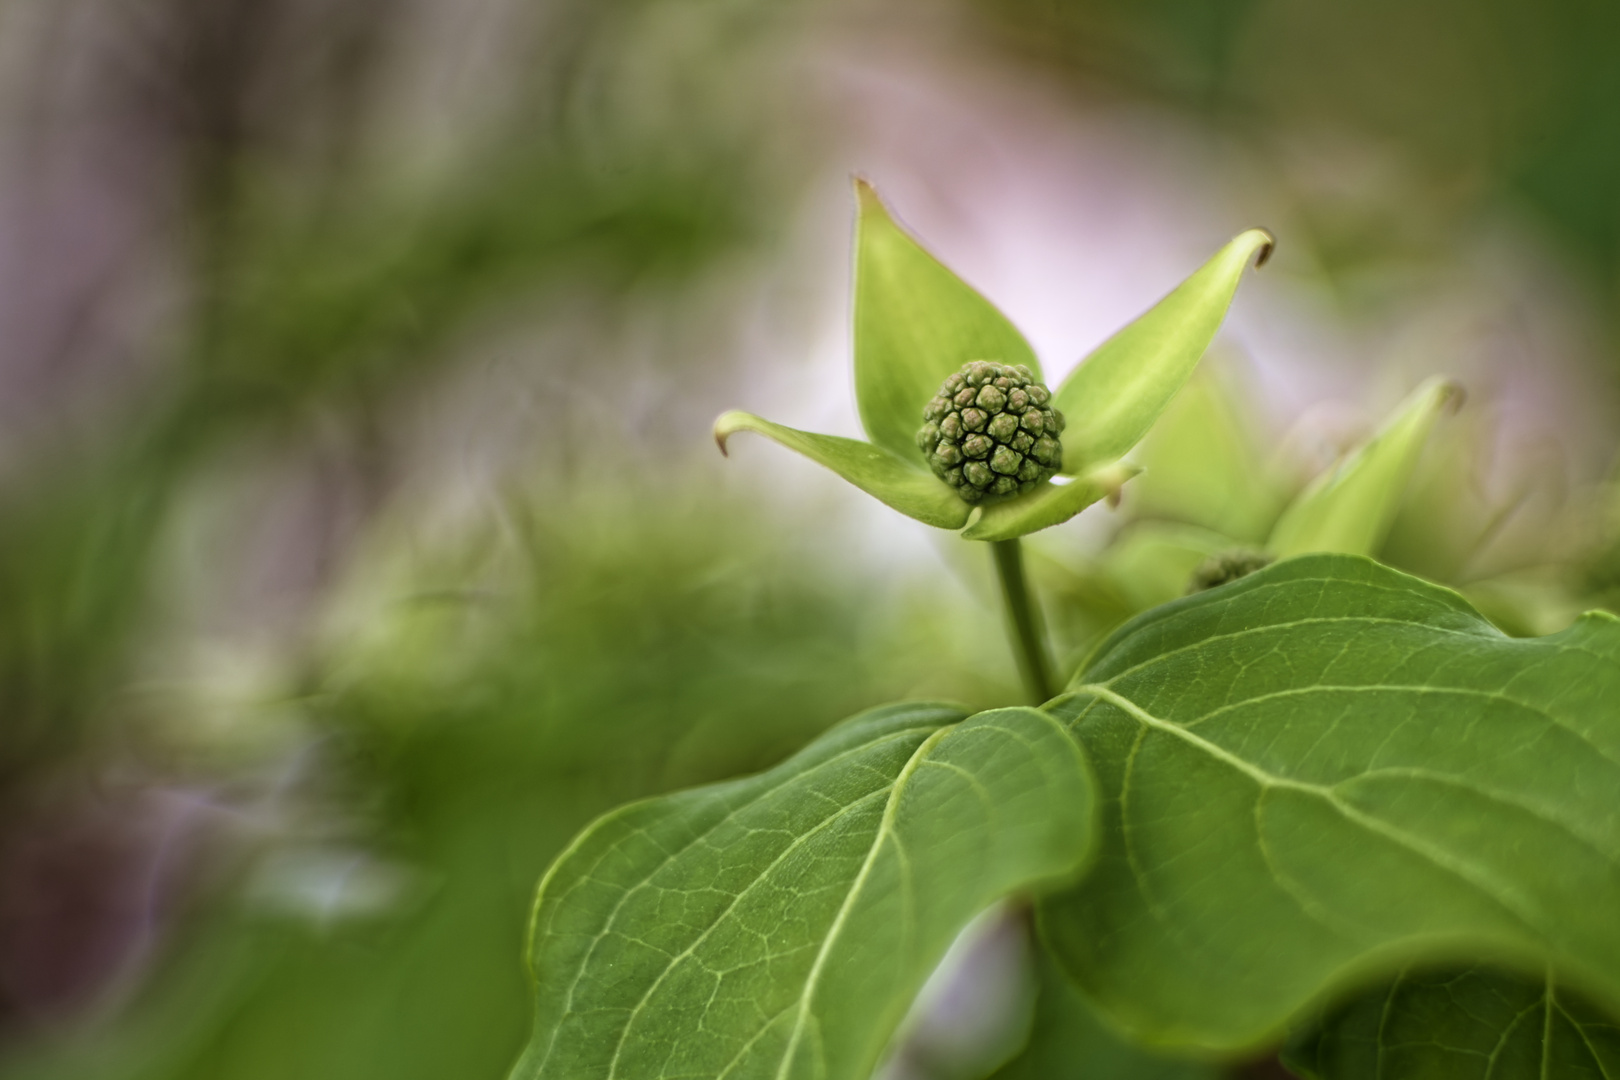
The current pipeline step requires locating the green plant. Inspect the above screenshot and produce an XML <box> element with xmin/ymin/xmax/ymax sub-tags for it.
<box><xmin>506</xmin><ymin>184</ymin><xmax>1620</xmax><ymax>1079</ymax></box>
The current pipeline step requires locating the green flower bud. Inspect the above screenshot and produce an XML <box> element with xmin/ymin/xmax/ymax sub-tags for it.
<box><xmin>1187</xmin><ymin>549</ymin><xmax>1275</xmax><ymax>593</ymax></box>
<box><xmin>917</xmin><ymin>361</ymin><xmax>1066</xmax><ymax>503</ymax></box>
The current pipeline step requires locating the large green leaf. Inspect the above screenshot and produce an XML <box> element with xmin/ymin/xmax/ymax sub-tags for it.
<box><xmin>511</xmin><ymin>702</ymin><xmax>1096</xmax><ymax>1080</ymax></box>
<box><xmin>714</xmin><ymin>410</ymin><xmax>971</xmax><ymax>529</ymax></box>
<box><xmin>1284</xmin><ymin>964</ymin><xmax>1620</xmax><ymax>1080</ymax></box>
<box><xmin>1053</xmin><ymin>229</ymin><xmax>1272</xmax><ymax>475</ymax></box>
<box><xmin>1041</xmin><ymin>554</ymin><xmax>1620</xmax><ymax>1052</ymax></box>
<box><xmin>1269</xmin><ymin>378</ymin><xmax>1462</xmax><ymax>558</ymax></box>
<box><xmin>852</xmin><ymin>181</ymin><xmax>1040</xmax><ymax>461</ymax></box>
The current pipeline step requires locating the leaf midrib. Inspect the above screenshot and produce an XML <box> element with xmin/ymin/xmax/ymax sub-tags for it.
<box><xmin>529</xmin><ymin>722</ymin><xmax>944</xmax><ymax>1077</ymax></box>
<box><xmin>604</xmin><ymin>783</ymin><xmax>896</xmax><ymax>1078</ymax></box>
<box><xmin>1556</xmin><ymin>987</ymin><xmax>1618</xmax><ymax>1080</ymax></box>
<box><xmin>1076</xmin><ymin>679</ymin><xmax>1620</xmax><ymax>865</ymax></box>
<box><xmin>1074</xmin><ymin>684</ymin><xmax>1552</xmax><ymax>941</ymax></box>
<box><xmin>1087</xmin><ymin>611</ymin><xmax>1491</xmax><ymax>692</ymax></box>
<box><xmin>1174</xmin><ymin>683</ymin><xmax>1620</xmax><ymax>776</ymax></box>
<box><xmin>775</xmin><ymin>724</ymin><xmax>953</xmax><ymax>1079</ymax></box>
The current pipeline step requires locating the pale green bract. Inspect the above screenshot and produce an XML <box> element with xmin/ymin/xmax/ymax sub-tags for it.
<box><xmin>715</xmin><ymin>181</ymin><xmax>1270</xmax><ymax>540</ymax></box>
<box><xmin>509</xmin><ymin>702</ymin><xmax>1096</xmax><ymax>1080</ymax></box>
<box><xmin>1042</xmin><ymin>553</ymin><xmax>1620</xmax><ymax>1052</ymax></box>
<box><xmin>1284</xmin><ymin>964</ymin><xmax>1620</xmax><ymax>1080</ymax></box>
<box><xmin>712</xmin><ymin>412</ymin><xmax>972</xmax><ymax>529</ymax></box>
<box><xmin>850</xmin><ymin>183</ymin><xmax>1041</xmax><ymax>461</ymax></box>
<box><xmin>1052</xmin><ymin>226</ymin><xmax>1272</xmax><ymax>476</ymax></box>
<box><xmin>1042</xmin><ymin>372</ymin><xmax>1460</xmax><ymax>627</ymax></box>
<box><xmin>1268</xmin><ymin>378</ymin><xmax>1462</xmax><ymax>558</ymax></box>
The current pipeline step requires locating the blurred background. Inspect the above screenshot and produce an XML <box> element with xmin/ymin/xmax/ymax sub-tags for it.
<box><xmin>0</xmin><ymin>1</ymin><xmax>1618</xmax><ymax>1077</ymax></box>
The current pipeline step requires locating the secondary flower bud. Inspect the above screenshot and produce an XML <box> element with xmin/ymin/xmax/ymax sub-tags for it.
<box><xmin>1188</xmin><ymin>549</ymin><xmax>1275</xmax><ymax>593</ymax></box>
<box><xmin>917</xmin><ymin>361</ymin><xmax>1066</xmax><ymax>503</ymax></box>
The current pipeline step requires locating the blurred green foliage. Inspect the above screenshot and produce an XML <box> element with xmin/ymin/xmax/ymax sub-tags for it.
<box><xmin>971</xmin><ymin>0</ymin><xmax>1620</xmax><ymax>308</ymax></box>
<box><xmin>3</xmin><ymin>482</ymin><xmax>1013</xmax><ymax>1080</ymax></box>
<box><xmin>1285</xmin><ymin>965</ymin><xmax>1620</xmax><ymax>1080</ymax></box>
<box><xmin>0</xmin><ymin>0</ymin><xmax>817</xmax><ymax>1070</ymax></box>
<box><xmin>0</xmin><ymin>146</ymin><xmax>751</xmax><ymax>782</ymax></box>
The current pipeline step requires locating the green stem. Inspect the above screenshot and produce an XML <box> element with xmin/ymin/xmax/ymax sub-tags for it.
<box><xmin>990</xmin><ymin>538</ymin><xmax>1055</xmax><ymax>704</ymax></box>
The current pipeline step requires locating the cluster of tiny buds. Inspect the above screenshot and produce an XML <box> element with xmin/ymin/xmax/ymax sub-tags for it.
<box><xmin>916</xmin><ymin>361</ymin><xmax>1066</xmax><ymax>503</ymax></box>
<box><xmin>1187</xmin><ymin>549</ymin><xmax>1275</xmax><ymax>593</ymax></box>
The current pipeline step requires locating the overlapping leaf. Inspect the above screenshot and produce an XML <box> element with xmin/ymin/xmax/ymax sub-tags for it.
<box><xmin>1040</xmin><ymin>554</ymin><xmax>1620</xmax><ymax>1052</ymax></box>
<box><xmin>511</xmin><ymin>702</ymin><xmax>1096</xmax><ymax>1080</ymax></box>
<box><xmin>1285</xmin><ymin>964</ymin><xmax>1620</xmax><ymax>1080</ymax></box>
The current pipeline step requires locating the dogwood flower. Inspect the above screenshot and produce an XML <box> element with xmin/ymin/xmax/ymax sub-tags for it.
<box><xmin>716</xmin><ymin>181</ymin><xmax>1271</xmax><ymax>541</ymax></box>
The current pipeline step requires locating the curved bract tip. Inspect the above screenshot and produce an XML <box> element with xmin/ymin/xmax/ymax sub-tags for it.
<box><xmin>852</xmin><ymin>175</ymin><xmax>884</xmax><ymax>213</ymax></box>
<box><xmin>1437</xmin><ymin>378</ymin><xmax>1466</xmax><ymax>413</ymax></box>
<box><xmin>1052</xmin><ymin>227</ymin><xmax>1275</xmax><ymax>476</ymax></box>
<box><xmin>712</xmin><ymin>410</ymin><xmax>767</xmax><ymax>457</ymax></box>
<box><xmin>707</xmin><ymin>409</ymin><xmax>974</xmax><ymax>530</ymax></box>
<box><xmin>1247</xmin><ymin>228</ymin><xmax>1276</xmax><ymax>268</ymax></box>
<box><xmin>713</xmin><ymin>409</ymin><xmax>755</xmax><ymax>457</ymax></box>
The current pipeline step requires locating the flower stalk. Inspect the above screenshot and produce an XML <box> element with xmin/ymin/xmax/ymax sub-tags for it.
<box><xmin>990</xmin><ymin>538</ymin><xmax>1055</xmax><ymax>704</ymax></box>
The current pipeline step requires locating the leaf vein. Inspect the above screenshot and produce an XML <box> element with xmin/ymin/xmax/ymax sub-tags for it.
<box><xmin>1074</xmin><ymin>685</ymin><xmax>1552</xmax><ymax>939</ymax></box>
<box><xmin>775</xmin><ymin>724</ymin><xmax>954</xmax><ymax>1079</ymax></box>
<box><xmin>532</xmin><ymin>724</ymin><xmax>940</xmax><ymax>1076</ymax></box>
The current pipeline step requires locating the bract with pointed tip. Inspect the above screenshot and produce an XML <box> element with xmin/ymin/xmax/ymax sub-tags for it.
<box><xmin>714</xmin><ymin>183</ymin><xmax>1270</xmax><ymax>540</ymax></box>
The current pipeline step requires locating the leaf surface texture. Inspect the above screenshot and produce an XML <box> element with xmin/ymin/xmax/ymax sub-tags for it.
<box><xmin>1043</xmin><ymin>554</ymin><xmax>1620</xmax><ymax>1051</ymax></box>
<box><xmin>1286</xmin><ymin>964</ymin><xmax>1620</xmax><ymax>1080</ymax></box>
<box><xmin>512</xmin><ymin>702</ymin><xmax>1095</xmax><ymax>1080</ymax></box>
